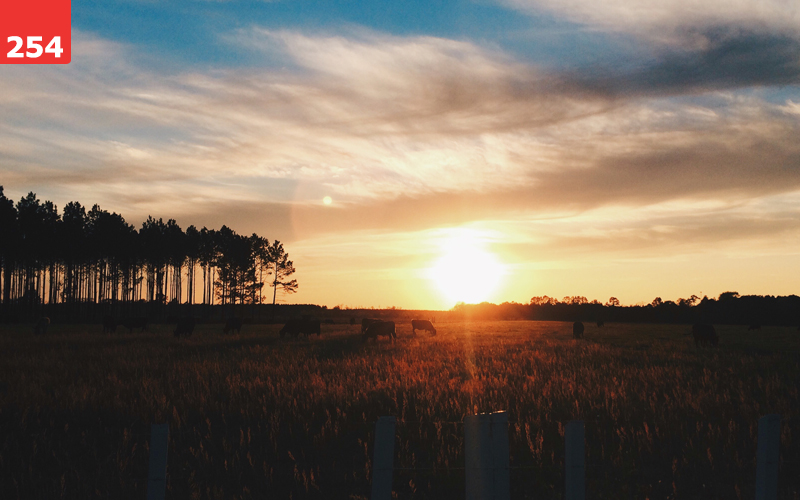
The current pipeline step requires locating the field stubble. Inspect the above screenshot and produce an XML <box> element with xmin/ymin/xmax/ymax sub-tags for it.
<box><xmin>0</xmin><ymin>320</ymin><xmax>798</xmax><ymax>499</ymax></box>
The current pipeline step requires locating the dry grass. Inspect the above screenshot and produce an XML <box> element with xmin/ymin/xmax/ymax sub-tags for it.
<box><xmin>0</xmin><ymin>320</ymin><xmax>798</xmax><ymax>499</ymax></box>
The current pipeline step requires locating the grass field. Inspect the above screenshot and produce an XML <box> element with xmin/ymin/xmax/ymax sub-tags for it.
<box><xmin>1</xmin><ymin>320</ymin><xmax>799</xmax><ymax>499</ymax></box>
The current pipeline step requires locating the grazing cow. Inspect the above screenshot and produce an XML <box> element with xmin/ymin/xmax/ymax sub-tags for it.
<box><xmin>33</xmin><ymin>317</ymin><xmax>50</xmax><ymax>335</ymax></box>
<box><xmin>280</xmin><ymin>319</ymin><xmax>321</xmax><ymax>339</ymax></box>
<box><xmin>122</xmin><ymin>317</ymin><xmax>148</xmax><ymax>333</ymax></box>
<box><xmin>596</xmin><ymin>320</ymin><xmax>605</xmax><ymax>327</ymax></box>
<box><xmin>361</xmin><ymin>318</ymin><xmax>381</xmax><ymax>334</ymax></box>
<box><xmin>572</xmin><ymin>321</ymin><xmax>584</xmax><ymax>339</ymax></box>
<box><xmin>411</xmin><ymin>319</ymin><xmax>436</xmax><ymax>336</ymax></box>
<box><xmin>691</xmin><ymin>324</ymin><xmax>718</xmax><ymax>347</ymax></box>
<box><xmin>223</xmin><ymin>317</ymin><xmax>243</xmax><ymax>335</ymax></box>
<box><xmin>174</xmin><ymin>317</ymin><xmax>196</xmax><ymax>338</ymax></box>
<box><xmin>102</xmin><ymin>315</ymin><xmax>117</xmax><ymax>334</ymax></box>
<box><xmin>748</xmin><ymin>324</ymin><xmax>761</xmax><ymax>331</ymax></box>
<box><xmin>364</xmin><ymin>320</ymin><xmax>396</xmax><ymax>342</ymax></box>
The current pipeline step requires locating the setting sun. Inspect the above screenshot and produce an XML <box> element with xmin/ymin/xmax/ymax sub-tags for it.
<box><xmin>429</xmin><ymin>231</ymin><xmax>506</xmax><ymax>305</ymax></box>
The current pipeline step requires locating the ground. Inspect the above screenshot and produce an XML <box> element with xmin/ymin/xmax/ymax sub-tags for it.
<box><xmin>0</xmin><ymin>320</ymin><xmax>798</xmax><ymax>499</ymax></box>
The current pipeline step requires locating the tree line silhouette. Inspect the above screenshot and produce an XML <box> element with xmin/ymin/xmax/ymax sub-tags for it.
<box><xmin>0</xmin><ymin>187</ymin><xmax>297</xmax><ymax>321</ymax></box>
<box><xmin>453</xmin><ymin>292</ymin><xmax>800</xmax><ymax>326</ymax></box>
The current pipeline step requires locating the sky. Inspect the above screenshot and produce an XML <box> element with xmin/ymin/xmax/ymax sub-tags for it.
<box><xmin>2</xmin><ymin>0</ymin><xmax>799</xmax><ymax>309</ymax></box>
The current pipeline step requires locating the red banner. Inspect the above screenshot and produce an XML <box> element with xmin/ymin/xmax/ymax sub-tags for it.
<box><xmin>1</xmin><ymin>0</ymin><xmax>71</xmax><ymax>64</ymax></box>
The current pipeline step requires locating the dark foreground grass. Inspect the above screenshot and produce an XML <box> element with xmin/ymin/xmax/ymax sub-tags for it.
<box><xmin>0</xmin><ymin>321</ymin><xmax>798</xmax><ymax>499</ymax></box>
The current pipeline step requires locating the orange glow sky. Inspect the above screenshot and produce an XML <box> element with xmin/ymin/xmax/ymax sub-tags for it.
<box><xmin>2</xmin><ymin>2</ymin><xmax>800</xmax><ymax>309</ymax></box>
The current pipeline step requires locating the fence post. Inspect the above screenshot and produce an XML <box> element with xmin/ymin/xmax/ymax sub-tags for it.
<box><xmin>465</xmin><ymin>411</ymin><xmax>509</xmax><ymax>500</ymax></box>
<box><xmin>465</xmin><ymin>413</ymin><xmax>489</xmax><ymax>500</ymax></box>
<box><xmin>490</xmin><ymin>412</ymin><xmax>510</xmax><ymax>500</ymax></box>
<box><xmin>565</xmin><ymin>420</ymin><xmax>585</xmax><ymax>500</ymax></box>
<box><xmin>371</xmin><ymin>416</ymin><xmax>396</xmax><ymax>500</ymax></box>
<box><xmin>146</xmin><ymin>423</ymin><xmax>169</xmax><ymax>500</ymax></box>
<box><xmin>755</xmin><ymin>414</ymin><xmax>780</xmax><ymax>500</ymax></box>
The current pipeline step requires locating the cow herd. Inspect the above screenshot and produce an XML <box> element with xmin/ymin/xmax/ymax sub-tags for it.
<box><xmin>79</xmin><ymin>315</ymin><xmax>435</xmax><ymax>342</ymax></box>
<box><xmin>571</xmin><ymin>320</ymin><xmax>721</xmax><ymax>347</ymax></box>
<box><xmin>27</xmin><ymin>316</ymin><xmax>796</xmax><ymax>347</ymax></box>
<box><xmin>360</xmin><ymin>318</ymin><xmax>440</xmax><ymax>342</ymax></box>
<box><xmin>95</xmin><ymin>315</ymin><xmax>242</xmax><ymax>338</ymax></box>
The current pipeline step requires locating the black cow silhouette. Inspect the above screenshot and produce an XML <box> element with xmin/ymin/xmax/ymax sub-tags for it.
<box><xmin>223</xmin><ymin>317</ymin><xmax>243</xmax><ymax>335</ymax></box>
<box><xmin>102</xmin><ymin>315</ymin><xmax>117</xmax><ymax>334</ymax></box>
<box><xmin>691</xmin><ymin>324</ymin><xmax>718</xmax><ymax>347</ymax></box>
<box><xmin>174</xmin><ymin>317</ymin><xmax>195</xmax><ymax>338</ymax></box>
<box><xmin>122</xmin><ymin>317</ymin><xmax>148</xmax><ymax>333</ymax></box>
<box><xmin>361</xmin><ymin>318</ymin><xmax>381</xmax><ymax>334</ymax></box>
<box><xmin>280</xmin><ymin>319</ymin><xmax>321</xmax><ymax>339</ymax></box>
<box><xmin>34</xmin><ymin>317</ymin><xmax>50</xmax><ymax>335</ymax></box>
<box><xmin>364</xmin><ymin>321</ymin><xmax>396</xmax><ymax>343</ymax></box>
<box><xmin>411</xmin><ymin>319</ymin><xmax>436</xmax><ymax>336</ymax></box>
<box><xmin>573</xmin><ymin>321</ymin><xmax>584</xmax><ymax>339</ymax></box>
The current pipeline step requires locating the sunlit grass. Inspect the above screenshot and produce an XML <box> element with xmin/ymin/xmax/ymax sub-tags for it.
<box><xmin>0</xmin><ymin>321</ymin><xmax>798</xmax><ymax>499</ymax></box>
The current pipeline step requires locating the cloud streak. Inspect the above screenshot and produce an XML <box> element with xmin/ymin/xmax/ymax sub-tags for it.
<box><xmin>568</xmin><ymin>29</ymin><xmax>800</xmax><ymax>97</ymax></box>
<box><xmin>504</xmin><ymin>0</ymin><xmax>800</xmax><ymax>42</ymax></box>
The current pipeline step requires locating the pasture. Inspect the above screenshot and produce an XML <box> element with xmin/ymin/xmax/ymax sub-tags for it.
<box><xmin>0</xmin><ymin>320</ymin><xmax>799</xmax><ymax>499</ymax></box>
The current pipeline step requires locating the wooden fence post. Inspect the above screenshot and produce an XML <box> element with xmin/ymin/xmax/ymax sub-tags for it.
<box><xmin>465</xmin><ymin>411</ymin><xmax>509</xmax><ymax>500</ymax></box>
<box><xmin>565</xmin><ymin>420</ymin><xmax>585</xmax><ymax>500</ymax></box>
<box><xmin>146</xmin><ymin>423</ymin><xmax>169</xmax><ymax>500</ymax></box>
<box><xmin>755</xmin><ymin>414</ymin><xmax>780</xmax><ymax>500</ymax></box>
<box><xmin>371</xmin><ymin>416</ymin><xmax>396</xmax><ymax>500</ymax></box>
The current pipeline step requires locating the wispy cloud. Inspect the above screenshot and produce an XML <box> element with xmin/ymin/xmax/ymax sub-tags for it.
<box><xmin>2</xmin><ymin>30</ymin><xmax>612</xmax><ymax>212</ymax></box>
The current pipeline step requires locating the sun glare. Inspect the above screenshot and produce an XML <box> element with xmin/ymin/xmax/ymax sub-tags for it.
<box><xmin>429</xmin><ymin>231</ymin><xmax>505</xmax><ymax>305</ymax></box>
